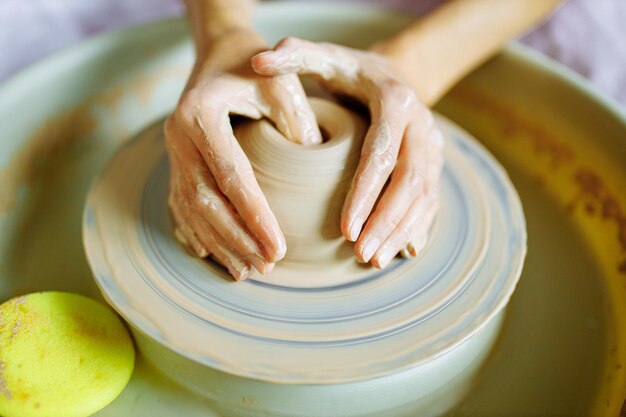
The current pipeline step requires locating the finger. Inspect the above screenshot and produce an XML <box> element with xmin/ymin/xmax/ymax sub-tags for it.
<box><xmin>174</xmin><ymin>169</ymin><xmax>255</xmax><ymax>281</ymax></box>
<box><xmin>372</xmin><ymin>124</ymin><xmax>444</xmax><ymax>267</ymax></box>
<box><xmin>411</xmin><ymin>199</ymin><xmax>439</xmax><ymax>255</ymax></box>
<box><xmin>354</xmin><ymin>122</ymin><xmax>427</xmax><ymax>262</ymax></box>
<box><xmin>251</xmin><ymin>37</ymin><xmax>358</xmax><ymax>83</ymax></box>
<box><xmin>170</xmin><ymin>162</ymin><xmax>250</xmax><ymax>281</ymax></box>
<box><xmin>210</xmin><ymin>244</ymin><xmax>253</xmax><ymax>281</ymax></box>
<box><xmin>259</xmin><ymin>73</ymin><xmax>323</xmax><ymax>145</ymax></box>
<box><xmin>186</xmin><ymin>209</ymin><xmax>252</xmax><ymax>281</ymax></box>
<box><xmin>340</xmin><ymin>97</ymin><xmax>407</xmax><ymax>242</ymax></box>
<box><xmin>397</xmin><ymin>199</ymin><xmax>440</xmax><ymax>259</ymax></box>
<box><xmin>400</xmin><ymin>245</ymin><xmax>413</xmax><ymax>259</ymax></box>
<box><xmin>401</xmin><ymin>127</ymin><xmax>444</xmax><ymax>260</ymax></box>
<box><xmin>167</xmin><ymin>149</ymin><xmax>208</xmax><ymax>258</ymax></box>
<box><xmin>168</xmin><ymin>181</ymin><xmax>209</xmax><ymax>258</ymax></box>
<box><xmin>171</xmin><ymin>129</ymin><xmax>274</xmax><ymax>273</ymax></box>
<box><xmin>371</xmin><ymin>191</ymin><xmax>439</xmax><ymax>269</ymax></box>
<box><xmin>178</xmin><ymin>111</ymin><xmax>287</xmax><ymax>263</ymax></box>
<box><xmin>186</xmin><ymin>175</ymin><xmax>274</xmax><ymax>275</ymax></box>
<box><xmin>425</xmin><ymin>126</ymin><xmax>445</xmax><ymax>191</ymax></box>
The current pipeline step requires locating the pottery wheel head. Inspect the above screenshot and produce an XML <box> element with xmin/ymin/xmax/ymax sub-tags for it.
<box><xmin>83</xmin><ymin>98</ymin><xmax>526</xmax><ymax>383</ymax></box>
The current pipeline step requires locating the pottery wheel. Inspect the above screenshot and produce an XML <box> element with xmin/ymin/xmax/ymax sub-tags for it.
<box><xmin>83</xmin><ymin>99</ymin><xmax>526</xmax><ymax>384</ymax></box>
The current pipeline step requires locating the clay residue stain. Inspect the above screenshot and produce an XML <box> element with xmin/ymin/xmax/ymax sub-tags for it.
<box><xmin>0</xmin><ymin>108</ymin><xmax>97</xmax><ymax>215</ymax></box>
<box><xmin>70</xmin><ymin>312</ymin><xmax>107</xmax><ymax>340</ymax></box>
<box><xmin>69</xmin><ymin>311</ymin><xmax>129</xmax><ymax>347</ymax></box>
<box><xmin>11</xmin><ymin>319</ymin><xmax>20</xmax><ymax>339</ymax></box>
<box><xmin>451</xmin><ymin>87</ymin><xmax>626</xmax><ymax>276</ymax></box>
<box><xmin>451</xmin><ymin>87</ymin><xmax>575</xmax><ymax>168</ymax></box>
<box><xmin>240</xmin><ymin>395</ymin><xmax>258</xmax><ymax>407</ymax></box>
<box><xmin>98</xmin><ymin>87</ymin><xmax>126</xmax><ymax>110</ymax></box>
<box><xmin>567</xmin><ymin>168</ymin><xmax>626</xmax><ymax>274</ymax></box>
<box><xmin>1</xmin><ymin>296</ymin><xmax>34</xmax><ymax>346</ymax></box>
<box><xmin>0</xmin><ymin>360</ymin><xmax>11</xmax><ymax>400</ymax></box>
<box><xmin>134</xmin><ymin>67</ymin><xmax>188</xmax><ymax>108</ymax></box>
<box><xmin>0</xmin><ymin>297</ymin><xmax>27</xmax><ymax>400</ymax></box>
<box><xmin>0</xmin><ymin>65</ymin><xmax>189</xmax><ymax>217</ymax></box>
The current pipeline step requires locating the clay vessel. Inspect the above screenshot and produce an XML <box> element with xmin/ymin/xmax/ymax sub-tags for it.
<box><xmin>235</xmin><ymin>98</ymin><xmax>366</xmax><ymax>264</ymax></box>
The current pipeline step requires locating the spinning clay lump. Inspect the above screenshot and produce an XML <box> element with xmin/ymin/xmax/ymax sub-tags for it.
<box><xmin>0</xmin><ymin>292</ymin><xmax>135</xmax><ymax>417</ymax></box>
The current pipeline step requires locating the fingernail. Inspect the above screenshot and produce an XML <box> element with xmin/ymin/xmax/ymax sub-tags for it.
<box><xmin>374</xmin><ymin>248</ymin><xmax>395</xmax><ymax>269</ymax></box>
<box><xmin>192</xmin><ymin>241</ymin><xmax>208</xmax><ymax>258</ymax></box>
<box><xmin>249</xmin><ymin>256</ymin><xmax>266</xmax><ymax>275</ymax></box>
<box><xmin>264</xmin><ymin>223</ymin><xmax>287</xmax><ymax>262</ymax></box>
<box><xmin>233</xmin><ymin>266</ymin><xmax>251</xmax><ymax>281</ymax></box>
<box><xmin>348</xmin><ymin>217</ymin><xmax>363</xmax><ymax>242</ymax></box>
<box><xmin>252</xmin><ymin>51</ymin><xmax>270</xmax><ymax>61</ymax></box>
<box><xmin>251</xmin><ymin>52</ymin><xmax>275</xmax><ymax>70</ymax></box>
<box><xmin>276</xmin><ymin>240</ymin><xmax>287</xmax><ymax>261</ymax></box>
<box><xmin>174</xmin><ymin>228</ymin><xmax>187</xmax><ymax>245</ymax></box>
<box><xmin>264</xmin><ymin>262</ymin><xmax>275</xmax><ymax>274</ymax></box>
<box><xmin>360</xmin><ymin>238</ymin><xmax>380</xmax><ymax>262</ymax></box>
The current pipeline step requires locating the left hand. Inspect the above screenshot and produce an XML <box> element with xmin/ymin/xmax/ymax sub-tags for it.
<box><xmin>251</xmin><ymin>37</ymin><xmax>444</xmax><ymax>268</ymax></box>
<box><xmin>165</xmin><ymin>30</ymin><xmax>322</xmax><ymax>280</ymax></box>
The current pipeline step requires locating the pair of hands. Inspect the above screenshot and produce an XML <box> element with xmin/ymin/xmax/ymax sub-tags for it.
<box><xmin>165</xmin><ymin>29</ymin><xmax>443</xmax><ymax>280</ymax></box>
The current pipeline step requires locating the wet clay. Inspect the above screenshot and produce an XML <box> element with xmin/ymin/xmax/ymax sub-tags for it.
<box><xmin>235</xmin><ymin>98</ymin><xmax>367</xmax><ymax>264</ymax></box>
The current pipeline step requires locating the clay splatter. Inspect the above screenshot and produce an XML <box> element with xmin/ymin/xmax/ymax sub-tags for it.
<box><xmin>0</xmin><ymin>361</ymin><xmax>11</xmax><ymax>400</ymax></box>
<box><xmin>451</xmin><ymin>86</ymin><xmax>626</xmax><ymax>276</ymax></box>
<box><xmin>0</xmin><ymin>65</ymin><xmax>188</xmax><ymax>216</ymax></box>
<box><xmin>568</xmin><ymin>168</ymin><xmax>626</xmax><ymax>275</ymax></box>
<box><xmin>450</xmin><ymin>87</ymin><xmax>575</xmax><ymax>167</ymax></box>
<box><xmin>0</xmin><ymin>108</ymin><xmax>97</xmax><ymax>215</ymax></box>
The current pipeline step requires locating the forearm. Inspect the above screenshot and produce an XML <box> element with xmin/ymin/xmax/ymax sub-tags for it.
<box><xmin>374</xmin><ymin>0</ymin><xmax>564</xmax><ymax>105</ymax></box>
<box><xmin>183</xmin><ymin>0</ymin><xmax>258</xmax><ymax>54</ymax></box>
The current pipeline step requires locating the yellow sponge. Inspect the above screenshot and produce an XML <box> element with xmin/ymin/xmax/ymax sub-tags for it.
<box><xmin>0</xmin><ymin>292</ymin><xmax>135</xmax><ymax>417</ymax></box>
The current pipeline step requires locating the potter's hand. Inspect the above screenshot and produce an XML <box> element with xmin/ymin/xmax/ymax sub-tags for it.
<box><xmin>165</xmin><ymin>29</ymin><xmax>322</xmax><ymax>280</ymax></box>
<box><xmin>252</xmin><ymin>38</ymin><xmax>444</xmax><ymax>268</ymax></box>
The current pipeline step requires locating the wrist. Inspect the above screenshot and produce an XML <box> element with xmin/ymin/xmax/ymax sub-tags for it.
<box><xmin>185</xmin><ymin>0</ymin><xmax>258</xmax><ymax>52</ymax></box>
<box><xmin>368</xmin><ymin>37</ymin><xmax>432</xmax><ymax>104</ymax></box>
<box><xmin>199</xmin><ymin>27</ymin><xmax>266</xmax><ymax>58</ymax></box>
<box><xmin>191</xmin><ymin>28</ymin><xmax>267</xmax><ymax>78</ymax></box>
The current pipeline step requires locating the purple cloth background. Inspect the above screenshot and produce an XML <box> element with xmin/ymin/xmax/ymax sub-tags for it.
<box><xmin>1</xmin><ymin>0</ymin><xmax>624</xmax><ymax>107</ymax></box>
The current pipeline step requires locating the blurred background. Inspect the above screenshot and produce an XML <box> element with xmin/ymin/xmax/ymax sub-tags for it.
<box><xmin>1</xmin><ymin>0</ymin><xmax>625</xmax><ymax>106</ymax></box>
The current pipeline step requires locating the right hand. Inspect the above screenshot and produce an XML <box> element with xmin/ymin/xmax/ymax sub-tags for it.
<box><xmin>164</xmin><ymin>29</ymin><xmax>322</xmax><ymax>280</ymax></box>
<box><xmin>252</xmin><ymin>38</ymin><xmax>444</xmax><ymax>269</ymax></box>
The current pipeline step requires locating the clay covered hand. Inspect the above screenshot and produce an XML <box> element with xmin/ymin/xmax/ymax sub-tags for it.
<box><xmin>252</xmin><ymin>38</ymin><xmax>444</xmax><ymax>268</ymax></box>
<box><xmin>164</xmin><ymin>29</ymin><xmax>323</xmax><ymax>280</ymax></box>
